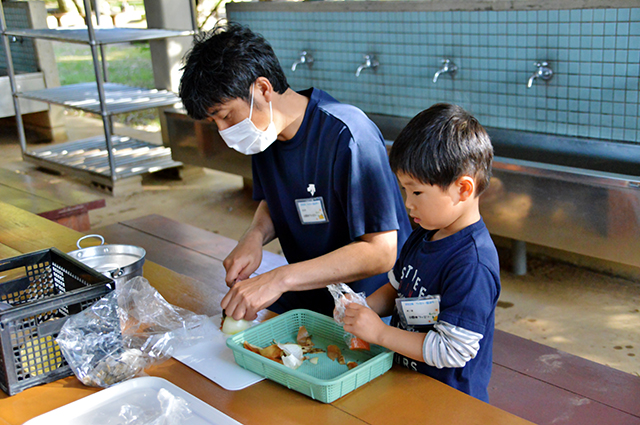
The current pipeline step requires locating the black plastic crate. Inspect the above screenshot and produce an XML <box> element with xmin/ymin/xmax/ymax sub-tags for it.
<box><xmin>0</xmin><ymin>248</ymin><xmax>114</xmax><ymax>395</ymax></box>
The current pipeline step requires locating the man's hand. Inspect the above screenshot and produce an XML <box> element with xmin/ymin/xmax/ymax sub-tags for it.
<box><xmin>220</xmin><ymin>267</ymin><xmax>289</xmax><ymax>320</ymax></box>
<box><xmin>223</xmin><ymin>234</ymin><xmax>263</xmax><ymax>287</ymax></box>
<box><xmin>343</xmin><ymin>303</ymin><xmax>386</xmax><ymax>346</ymax></box>
<box><xmin>223</xmin><ymin>200</ymin><xmax>276</xmax><ymax>287</ymax></box>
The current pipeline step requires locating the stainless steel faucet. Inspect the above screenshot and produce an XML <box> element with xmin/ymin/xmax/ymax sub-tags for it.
<box><xmin>433</xmin><ymin>59</ymin><xmax>457</xmax><ymax>83</ymax></box>
<box><xmin>291</xmin><ymin>51</ymin><xmax>314</xmax><ymax>72</ymax></box>
<box><xmin>527</xmin><ymin>61</ymin><xmax>553</xmax><ymax>88</ymax></box>
<box><xmin>355</xmin><ymin>54</ymin><xmax>379</xmax><ymax>77</ymax></box>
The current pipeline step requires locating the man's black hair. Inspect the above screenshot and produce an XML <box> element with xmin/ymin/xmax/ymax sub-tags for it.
<box><xmin>389</xmin><ymin>103</ymin><xmax>493</xmax><ymax>196</ymax></box>
<box><xmin>179</xmin><ymin>22</ymin><xmax>289</xmax><ymax>120</ymax></box>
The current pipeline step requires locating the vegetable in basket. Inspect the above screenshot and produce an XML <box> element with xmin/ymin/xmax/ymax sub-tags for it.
<box><xmin>328</xmin><ymin>283</ymin><xmax>371</xmax><ymax>351</ymax></box>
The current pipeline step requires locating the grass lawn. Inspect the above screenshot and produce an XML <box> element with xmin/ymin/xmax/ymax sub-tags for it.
<box><xmin>53</xmin><ymin>41</ymin><xmax>160</xmax><ymax>129</ymax></box>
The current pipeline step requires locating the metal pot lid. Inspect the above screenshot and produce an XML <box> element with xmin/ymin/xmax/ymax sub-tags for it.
<box><xmin>67</xmin><ymin>234</ymin><xmax>146</xmax><ymax>274</ymax></box>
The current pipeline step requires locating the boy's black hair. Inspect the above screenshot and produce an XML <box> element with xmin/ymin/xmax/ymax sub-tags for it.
<box><xmin>389</xmin><ymin>103</ymin><xmax>493</xmax><ymax>196</ymax></box>
<box><xmin>179</xmin><ymin>22</ymin><xmax>289</xmax><ymax>120</ymax></box>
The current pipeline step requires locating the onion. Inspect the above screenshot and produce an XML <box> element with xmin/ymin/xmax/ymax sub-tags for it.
<box><xmin>282</xmin><ymin>353</ymin><xmax>303</xmax><ymax>370</ymax></box>
<box><xmin>278</xmin><ymin>343</ymin><xmax>304</xmax><ymax>370</ymax></box>
<box><xmin>221</xmin><ymin>316</ymin><xmax>252</xmax><ymax>335</ymax></box>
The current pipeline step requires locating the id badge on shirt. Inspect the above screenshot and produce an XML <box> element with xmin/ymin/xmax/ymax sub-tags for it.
<box><xmin>395</xmin><ymin>295</ymin><xmax>440</xmax><ymax>328</ymax></box>
<box><xmin>295</xmin><ymin>197</ymin><xmax>329</xmax><ymax>225</ymax></box>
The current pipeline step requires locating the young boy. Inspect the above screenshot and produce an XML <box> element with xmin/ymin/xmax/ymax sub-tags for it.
<box><xmin>343</xmin><ymin>103</ymin><xmax>501</xmax><ymax>402</ymax></box>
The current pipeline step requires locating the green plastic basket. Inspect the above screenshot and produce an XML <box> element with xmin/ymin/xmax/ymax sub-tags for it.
<box><xmin>226</xmin><ymin>309</ymin><xmax>393</xmax><ymax>403</ymax></box>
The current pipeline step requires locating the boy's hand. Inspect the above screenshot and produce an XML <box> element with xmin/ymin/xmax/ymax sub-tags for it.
<box><xmin>343</xmin><ymin>303</ymin><xmax>386</xmax><ymax>346</ymax></box>
<box><xmin>332</xmin><ymin>292</ymin><xmax>356</xmax><ymax>324</ymax></box>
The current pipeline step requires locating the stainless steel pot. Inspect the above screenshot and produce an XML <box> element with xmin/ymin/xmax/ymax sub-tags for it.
<box><xmin>67</xmin><ymin>235</ymin><xmax>146</xmax><ymax>286</ymax></box>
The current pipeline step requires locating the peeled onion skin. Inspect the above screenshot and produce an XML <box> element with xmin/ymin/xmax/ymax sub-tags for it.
<box><xmin>221</xmin><ymin>316</ymin><xmax>252</xmax><ymax>335</ymax></box>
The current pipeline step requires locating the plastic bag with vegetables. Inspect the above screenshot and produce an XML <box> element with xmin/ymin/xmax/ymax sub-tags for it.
<box><xmin>327</xmin><ymin>283</ymin><xmax>371</xmax><ymax>351</ymax></box>
<box><xmin>56</xmin><ymin>276</ymin><xmax>215</xmax><ymax>388</ymax></box>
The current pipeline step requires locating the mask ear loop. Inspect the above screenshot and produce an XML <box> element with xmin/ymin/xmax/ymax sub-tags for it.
<box><xmin>249</xmin><ymin>82</ymin><xmax>274</xmax><ymax>124</ymax></box>
<box><xmin>249</xmin><ymin>83</ymin><xmax>255</xmax><ymax>120</ymax></box>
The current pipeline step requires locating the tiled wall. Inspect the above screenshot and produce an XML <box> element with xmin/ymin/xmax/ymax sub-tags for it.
<box><xmin>0</xmin><ymin>3</ymin><xmax>39</xmax><ymax>73</ymax></box>
<box><xmin>229</xmin><ymin>7</ymin><xmax>640</xmax><ymax>144</ymax></box>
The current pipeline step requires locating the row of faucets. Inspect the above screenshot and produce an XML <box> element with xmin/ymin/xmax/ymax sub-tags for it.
<box><xmin>291</xmin><ymin>51</ymin><xmax>554</xmax><ymax>88</ymax></box>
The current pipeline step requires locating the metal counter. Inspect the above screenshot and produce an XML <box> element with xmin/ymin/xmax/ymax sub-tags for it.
<box><xmin>483</xmin><ymin>158</ymin><xmax>640</xmax><ymax>269</ymax></box>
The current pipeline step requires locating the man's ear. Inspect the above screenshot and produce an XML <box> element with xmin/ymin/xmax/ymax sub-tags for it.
<box><xmin>254</xmin><ymin>76</ymin><xmax>274</xmax><ymax>102</ymax></box>
<box><xmin>457</xmin><ymin>176</ymin><xmax>476</xmax><ymax>201</ymax></box>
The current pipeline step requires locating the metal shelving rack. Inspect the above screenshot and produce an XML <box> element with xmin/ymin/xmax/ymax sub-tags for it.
<box><xmin>0</xmin><ymin>0</ymin><xmax>197</xmax><ymax>190</ymax></box>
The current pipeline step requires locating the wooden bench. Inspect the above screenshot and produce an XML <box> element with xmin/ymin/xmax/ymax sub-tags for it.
<box><xmin>0</xmin><ymin>168</ymin><xmax>105</xmax><ymax>232</ymax></box>
<box><xmin>95</xmin><ymin>215</ymin><xmax>640</xmax><ymax>425</ymax></box>
<box><xmin>491</xmin><ymin>331</ymin><xmax>640</xmax><ymax>424</ymax></box>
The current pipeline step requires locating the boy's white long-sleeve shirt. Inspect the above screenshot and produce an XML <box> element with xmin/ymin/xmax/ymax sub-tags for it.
<box><xmin>423</xmin><ymin>321</ymin><xmax>483</xmax><ymax>368</ymax></box>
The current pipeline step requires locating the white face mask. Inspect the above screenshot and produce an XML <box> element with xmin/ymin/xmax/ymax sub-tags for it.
<box><xmin>218</xmin><ymin>84</ymin><xmax>278</xmax><ymax>155</ymax></box>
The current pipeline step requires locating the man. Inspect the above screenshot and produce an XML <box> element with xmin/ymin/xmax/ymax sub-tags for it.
<box><xmin>179</xmin><ymin>23</ymin><xmax>411</xmax><ymax>321</ymax></box>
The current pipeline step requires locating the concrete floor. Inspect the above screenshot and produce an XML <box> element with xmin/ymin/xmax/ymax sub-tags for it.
<box><xmin>1</xmin><ymin>113</ymin><xmax>639</xmax><ymax>377</ymax></box>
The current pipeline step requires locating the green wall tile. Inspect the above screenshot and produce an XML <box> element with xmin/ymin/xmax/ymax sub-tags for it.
<box><xmin>230</xmin><ymin>7</ymin><xmax>640</xmax><ymax>144</ymax></box>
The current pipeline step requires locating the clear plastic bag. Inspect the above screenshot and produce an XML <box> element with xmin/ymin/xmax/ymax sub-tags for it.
<box><xmin>87</xmin><ymin>386</ymin><xmax>193</xmax><ymax>425</ymax></box>
<box><xmin>56</xmin><ymin>277</ymin><xmax>216</xmax><ymax>388</ymax></box>
<box><xmin>100</xmin><ymin>388</ymin><xmax>193</xmax><ymax>425</ymax></box>
<box><xmin>327</xmin><ymin>283</ymin><xmax>371</xmax><ymax>350</ymax></box>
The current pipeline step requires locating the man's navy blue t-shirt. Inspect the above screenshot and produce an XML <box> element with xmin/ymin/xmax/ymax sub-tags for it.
<box><xmin>252</xmin><ymin>88</ymin><xmax>411</xmax><ymax>317</ymax></box>
<box><xmin>390</xmin><ymin>219</ymin><xmax>501</xmax><ymax>402</ymax></box>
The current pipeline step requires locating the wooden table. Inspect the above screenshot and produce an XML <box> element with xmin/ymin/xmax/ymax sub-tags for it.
<box><xmin>0</xmin><ymin>168</ymin><xmax>105</xmax><ymax>232</ymax></box>
<box><xmin>0</xmin><ymin>202</ymin><xmax>536</xmax><ymax>425</ymax></box>
<box><xmin>94</xmin><ymin>216</ymin><xmax>640</xmax><ymax>425</ymax></box>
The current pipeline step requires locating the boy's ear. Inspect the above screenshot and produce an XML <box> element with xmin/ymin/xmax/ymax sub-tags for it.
<box><xmin>457</xmin><ymin>176</ymin><xmax>476</xmax><ymax>201</ymax></box>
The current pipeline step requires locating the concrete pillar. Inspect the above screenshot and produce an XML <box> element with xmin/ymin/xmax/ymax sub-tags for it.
<box><xmin>143</xmin><ymin>0</ymin><xmax>194</xmax><ymax>92</ymax></box>
<box><xmin>20</xmin><ymin>1</ymin><xmax>66</xmax><ymax>141</ymax></box>
<box><xmin>143</xmin><ymin>0</ymin><xmax>195</xmax><ymax>145</ymax></box>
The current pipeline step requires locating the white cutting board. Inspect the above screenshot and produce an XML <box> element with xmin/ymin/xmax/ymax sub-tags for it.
<box><xmin>173</xmin><ymin>314</ymin><xmax>264</xmax><ymax>391</ymax></box>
